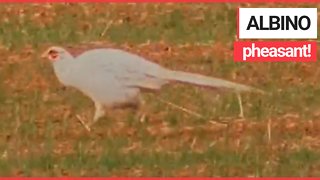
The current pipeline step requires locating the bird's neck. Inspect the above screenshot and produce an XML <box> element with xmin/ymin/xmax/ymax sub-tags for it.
<box><xmin>53</xmin><ymin>56</ymin><xmax>75</xmax><ymax>86</ymax></box>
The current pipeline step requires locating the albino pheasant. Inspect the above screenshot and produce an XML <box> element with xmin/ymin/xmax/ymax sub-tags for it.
<box><xmin>41</xmin><ymin>46</ymin><xmax>263</xmax><ymax>131</ymax></box>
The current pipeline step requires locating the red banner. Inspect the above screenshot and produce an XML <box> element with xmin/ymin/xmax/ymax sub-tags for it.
<box><xmin>0</xmin><ymin>0</ymin><xmax>319</xmax><ymax>2</ymax></box>
<box><xmin>234</xmin><ymin>41</ymin><xmax>317</xmax><ymax>62</ymax></box>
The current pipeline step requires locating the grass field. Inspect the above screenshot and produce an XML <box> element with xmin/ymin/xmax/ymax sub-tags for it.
<box><xmin>0</xmin><ymin>3</ymin><xmax>320</xmax><ymax>177</ymax></box>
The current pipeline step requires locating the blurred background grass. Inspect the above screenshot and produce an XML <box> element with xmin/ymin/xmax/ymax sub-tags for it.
<box><xmin>0</xmin><ymin>3</ymin><xmax>319</xmax><ymax>177</ymax></box>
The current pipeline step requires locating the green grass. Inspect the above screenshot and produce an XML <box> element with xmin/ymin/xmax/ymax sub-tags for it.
<box><xmin>0</xmin><ymin>4</ymin><xmax>237</xmax><ymax>48</ymax></box>
<box><xmin>1</xmin><ymin>142</ymin><xmax>319</xmax><ymax>176</ymax></box>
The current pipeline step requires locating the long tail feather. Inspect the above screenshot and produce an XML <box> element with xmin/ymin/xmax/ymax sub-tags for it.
<box><xmin>163</xmin><ymin>70</ymin><xmax>264</xmax><ymax>94</ymax></box>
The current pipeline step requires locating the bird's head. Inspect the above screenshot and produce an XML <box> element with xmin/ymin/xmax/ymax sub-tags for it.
<box><xmin>41</xmin><ymin>46</ymin><xmax>73</xmax><ymax>62</ymax></box>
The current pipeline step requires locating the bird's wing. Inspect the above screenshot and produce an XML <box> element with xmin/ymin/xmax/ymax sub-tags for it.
<box><xmin>72</xmin><ymin>49</ymin><xmax>168</xmax><ymax>91</ymax></box>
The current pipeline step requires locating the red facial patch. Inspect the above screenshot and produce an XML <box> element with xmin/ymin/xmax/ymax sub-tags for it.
<box><xmin>48</xmin><ymin>50</ymin><xmax>59</xmax><ymax>61</ymax></box>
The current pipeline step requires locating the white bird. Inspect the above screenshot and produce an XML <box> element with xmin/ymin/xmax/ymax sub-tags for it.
<box><xmin>41</xmin><ymin>46</ymin><xmax>263</xmax><ymax>131</ymax></box>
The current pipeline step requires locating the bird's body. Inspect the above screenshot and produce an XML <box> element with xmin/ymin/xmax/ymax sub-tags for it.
<box><xmin>42</xmin><ymin>46</ymin><xmax>263</xmax><ymax>131</ymax></box>
<box><xmin>53</xmin><ymin>48</ymin><xmax>169</xmax><ymax>108</ymax></box>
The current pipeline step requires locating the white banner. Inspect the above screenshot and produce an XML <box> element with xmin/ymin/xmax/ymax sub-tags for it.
<box><xmin>238</xmin><ymin>8</ymin><xmax>318</xmax><ymax>39</ymax></box>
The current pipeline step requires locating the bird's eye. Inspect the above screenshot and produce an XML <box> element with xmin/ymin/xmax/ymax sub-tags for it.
<box><xmin>48</xmin><ymin>50</ymin><xmax>57</xmax><ymax>55</ymax></box>
<box><xmin>47</xmin><ymin>49</ymin><xmax>59</xmax><ymax>60</ymax></box>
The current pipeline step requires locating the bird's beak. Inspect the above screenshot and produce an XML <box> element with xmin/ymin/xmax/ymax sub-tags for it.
<box><xmin>40</xmin><ymin>51</ymin><xmax>48</xmax><ymax>59</ymax></box>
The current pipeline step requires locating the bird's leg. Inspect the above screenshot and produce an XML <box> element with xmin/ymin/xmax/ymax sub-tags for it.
<box><xmin>76</xmin><ymin>115</ymin><xmax>91</xmax><ymax>132</ymax></box>
<box><xmin>237</xmin><ymin>93</ymin><xmax>244</xmax><ymax>118</ymax></box>
<box><xmin>89</xmin><ymin>102</ymin><xmax>105</xmax><ymax>127</ymax></box>
<box><xmin>76</xmin><ymin>102</ymin><xmax>105</xmax><ymax>132</ymax></box>
<box><xmin>137</xmin><ymin>96</ymin><xmax>147</xmax><ymax>123</ymax></box>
